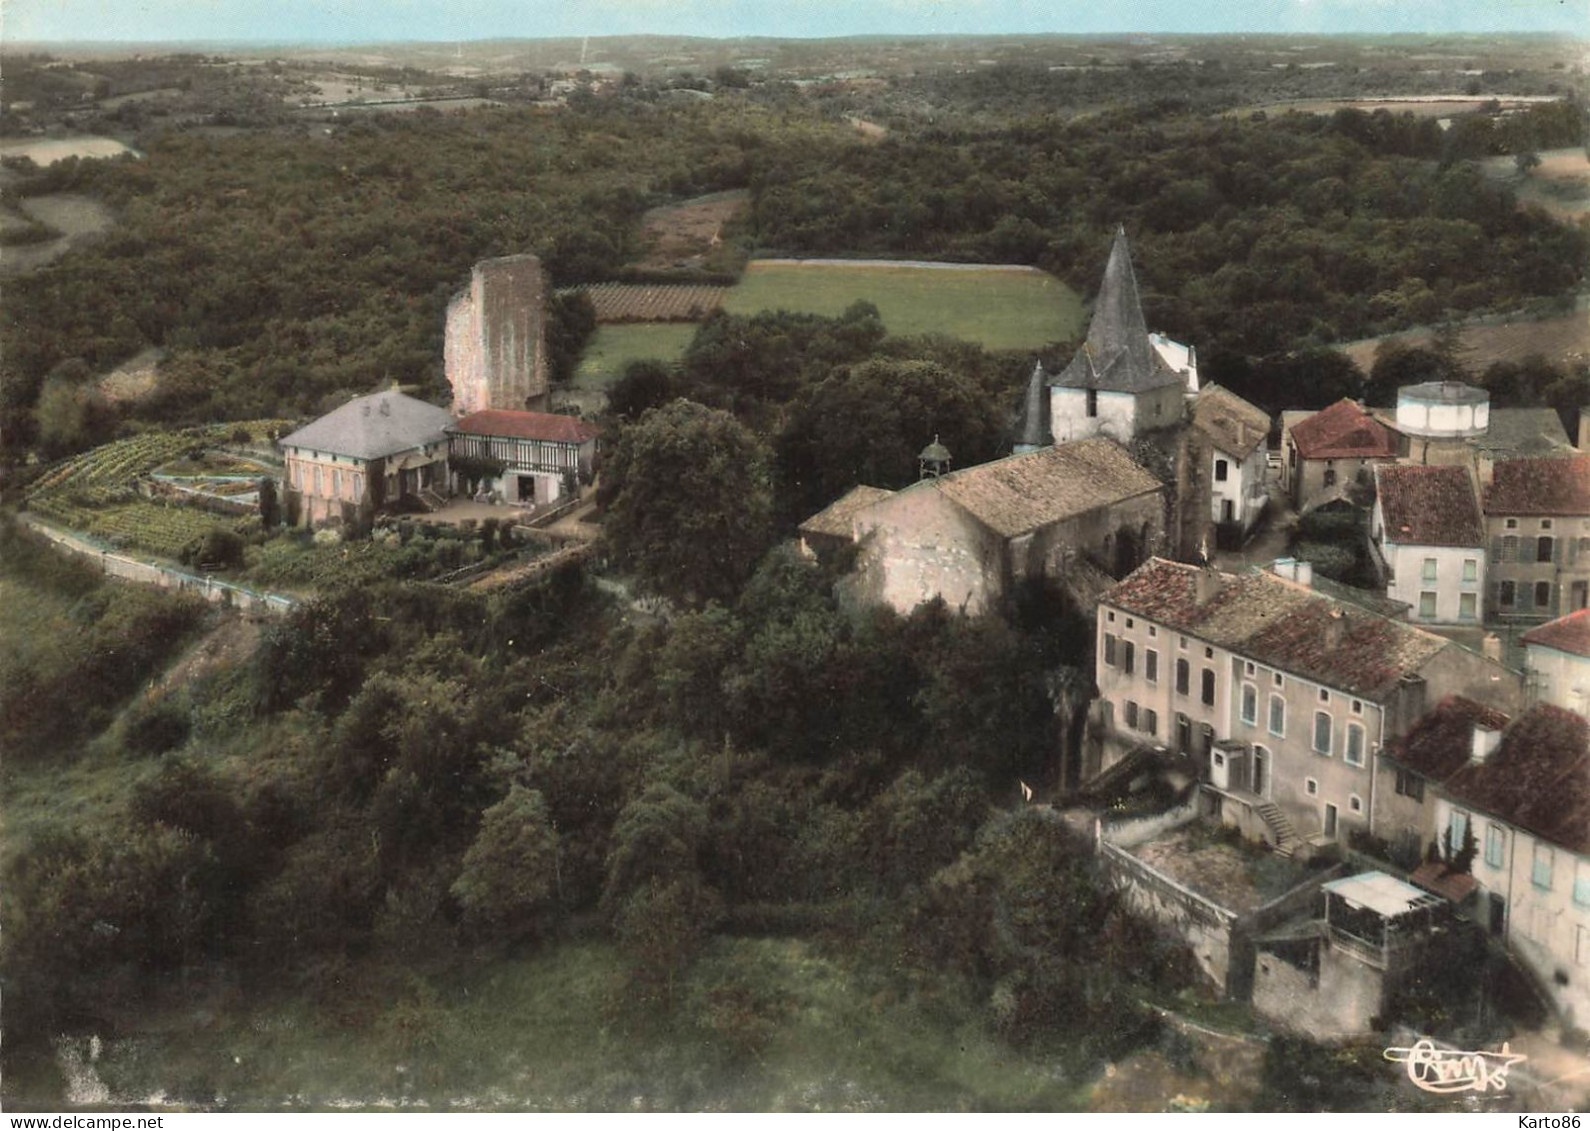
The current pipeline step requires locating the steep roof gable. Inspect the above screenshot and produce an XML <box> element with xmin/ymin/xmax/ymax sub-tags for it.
<box><xmin>1375</xmin><ymin>464</ymin><xmax>1483</xmax><ymax>548</ymax></box>
<box><xmin>1289</xmin><ymin>399</ymin><xmax>1399</xmax><ymax>460</ymax></box>
<box><xmin>280</xmin><ymin>390</ymin><xmax>452</xmax><ymax>461</ymax></box>
<box><xmin>1049</xmin><ymin>229</ymin><xmax>1182</xmax><ymax>395</ymax></box>
<box><xmin>1191</xmin><ymin>384</ymin><xmax>1270</xmax><ymax>459</ymax></box>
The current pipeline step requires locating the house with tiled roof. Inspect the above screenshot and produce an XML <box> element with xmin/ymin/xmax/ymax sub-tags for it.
<box><xmin>1483</xmin><ymin>454</ymin><xmax>1590</xmax><ymax>625</ymax></box>
<box><xmin>1523</xmin><ymin>608</ymin><xmax>1590</xmax><ymax>718</ymax></box>
<box><xmin>279</xmin><ymin>390</ymin><xmax>453</xmax><ymax>527</ymax></box>
<box><xmin>1280</xmin><ymin>399</ymin><xmax>1401</xmax><ymax>511</ymax></box>
<box><xmin>1183</xmin><ymin>384</ymin><xmax>1272</xmax><ymax>550</ymax></box>
<box><xmin>1095</xmin><ymin>557</ymin><xmax>1521</xmax><ymax>854</ymax></box>
<box><xmin>446</xmin><ymin>409</ymin><xmax>599</xmax><ymax>506</ymax></box>
<box><xmin>1034</xmin><ymin>229</ymin><xmax>1189</xmax><ymax>447</ymax></box>
<box><xmin>805</xmin><ymin>437</ymin><xmax>1167</xmax><ymax>617</ymax></box>
<box><xmin>1382</xmin><ymin>697</ymin><xmax>1590</xmax><ymax>1024</ymax></box>
<box><xmin>1371</xmin><ymin>463</ymin><xmax>1486</xmax><ymax>626</ymax></box>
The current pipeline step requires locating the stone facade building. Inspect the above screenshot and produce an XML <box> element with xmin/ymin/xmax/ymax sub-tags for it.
<box><xmin>1020</xmin><ymin>229</ymin><xmax>1189</xmax><ymax>448</ymax></box>
<box><xmin>1095</xmin><ymin>558</ymin><xmax>1522</xmax><ymax>852</ymax></box>
<box><xmin>1483</xmin><ymin>453</ymin><xmax>1590</xmax><ymax>624</ymax></box>
<box><xmin>1179</xmin><ymin>384</ymin><xmax>1271</xmax><ymax>556</ymax></box>
<box><xmin>1382</xmin><ymin>698</ymin><xmax>1590</xmax><ymax>1026</ymax></box>
<box><xmin>801</xmin><ymin>437</ymin><xmax>1167</xmax><ymax>617</ymax></box>
<box><xmin>1280</xmin><ymin>399</ymin><xmax>1400</xmax><ymax>511</ymax></box>
<box><xmin>1523</xmin><ymin>609</ymin><xmax>1590</xmax><ymax>718</ymax></box>
<box><xmin>446</xmin><ymin>255</ymin><xmax>550</xmax><ymax>417</ymax></box>
<box><xmin>278</xmin><ymin>390</ymin><xmax>452</xmax><ymax>528</ymax></box>
<box><xmin>1370</xmin><ymin>463</ymin><xmax>1486</xmax><ymax>627</ymax></box>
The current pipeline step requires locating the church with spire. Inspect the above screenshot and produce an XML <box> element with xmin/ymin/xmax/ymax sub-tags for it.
<box><xmin>1015</xmin><ymin>228</ymin><xmax>1197</xmax><ymax>452</ymax></box>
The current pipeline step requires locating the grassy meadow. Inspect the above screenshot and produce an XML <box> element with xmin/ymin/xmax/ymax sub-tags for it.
<box><xmin>722</xmin><ymin>261</ymin><xmax>1084</xmax><ymax>350</ymax></box>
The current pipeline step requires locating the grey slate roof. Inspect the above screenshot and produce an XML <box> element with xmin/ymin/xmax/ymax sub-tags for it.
<box><xmin>280</xmin><ymin>390</ymin><xmax>453</xmax><ymax>461</ymax></box>
<box><xmin>1050</xmin><ymin>229</ymin><xmax>1183</xmax><ymax>395</ymax></box>
<box><xmin>1014</xmin><ymin>360</ymin><xmax>1053</xmax><ymax>450</ymax></box>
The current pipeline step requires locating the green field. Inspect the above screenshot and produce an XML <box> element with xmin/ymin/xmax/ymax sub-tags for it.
<box><xmin>572</xmin><ymin>323</ymin><xmax>700</xmax><ymax>389</ymax></box>
<box><xmin>722</xmin><ymin>261</ymin><xmax>1084</xmax><ymax>350</ymax></box>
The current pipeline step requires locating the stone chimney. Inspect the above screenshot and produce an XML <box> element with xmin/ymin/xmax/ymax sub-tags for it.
<box><xmin>1194</xmin><ymin>568</ymin><xmax>1224</xmax><ymax>605</ymax></box>
<box><xmin>1482</xmin><ymin>632</ymin><xmax>1503</xmax><ymax>664</ymax></box>
<box><xmin>1470</xmin><ymin>722</ymin><xmax>1502</xmax><ymax>765</ymax></box>
<box><xmin>1477</xmin><ymin>450</ymin><xmax>1495</xmax><ymax>486</ymax></box>
<box><xmin>1296</xmin><ymin>560</ymin><xmax>1313</xmax><ymax>587</ymax></box>
<box><xmin>1324</xmin><ymin>606</ymin><xmax>1347</xmax><ymax>649</ymax></box>
<box><xmin>1579</xmin><ymin>406</ymin><xmax>1590</xmax><ymax>451</ymax></box>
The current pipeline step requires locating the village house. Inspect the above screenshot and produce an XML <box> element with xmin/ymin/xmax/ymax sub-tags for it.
<box><xmin>1483</xmin><ymin>453</ymin><xmax>1590</xmax><ymax>624</ymax></box>
<box><xmin>801</xmin><ymin>437</ymin><xmax>1167</xmax><ymax>617</ymax></box>
<box><xmin>446</xmin><ymin>409</ymin><xmax>599</xmax><ymax>507</ymax></box>
<box><xmin>1280</xmin><ymin>398</ymin><xmax>1400</xmax><ymax>512</ymax></box>
<box><xmin>446</xmin><ymin>254</ymin><xmax>551</xmax><ymax>417</ymax></box>
<box><xmin>1179</xmin><ymin>383</ymin><xmax>1272</xmax><ymax>554</ymax></box>
<box><xmin>1094</xmin><ymin>557</ymin><xmax>1522</xmax><ymax>854</ymax></box>
<box><xmin>1251</xmin><ymin>871</ymin><xmax>1452</xmax><ymax>1040</ymax></box>
<box><xmin>1523</xmin><ymin>609</ymin><xmax>1590</xmax><ymax>718</ymax></box>
<box><xmin>278</xmin><ymin>389</ymin><xmax>452</xmax><ymax>528</ymax></box>
<box><xmin>1029</xmin><ymin>229</ymin><xmax>1190</xmax><ymax>447</ymax></box>
<box><xmin>1381</xmin><ymin>698</ymin><xmax>1590</xmax><ymax>1026</ymax></box>
<box><xmin>1370</xmin><ymin>463</ymin><xmax>1486</xmax><ymax>626</ymax></box>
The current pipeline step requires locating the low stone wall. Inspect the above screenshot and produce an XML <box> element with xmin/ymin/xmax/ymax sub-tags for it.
<box><xmin>1100</xmin><ymin>839</ymin><xmax>1240</xmax><ymax>992</ymax></box>
<box><xmin>22</xmin><ymin>517</ymin><xmax>295</xmax><ymax>616</ymax></box>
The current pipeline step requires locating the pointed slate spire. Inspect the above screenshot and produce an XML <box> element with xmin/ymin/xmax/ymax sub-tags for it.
<box><xmin>1086</xmin><ymin>225</ymin><xmax>1154</xmax><ymax>372</ymax></box>
<box><xmin>1048</xmin><ymin>224</ymin><xmax>1179</xmax><ymax>395</ymax></box>
<box><xmin>1013</xmin><ymin>359</ymin><xmax>1052</xmax><ymax>455</ymax></box>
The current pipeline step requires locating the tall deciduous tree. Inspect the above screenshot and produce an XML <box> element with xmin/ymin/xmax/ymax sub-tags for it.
<box><xmin>775</xmin><ymin>357</ymin><xmax>1007</xmax><ymax>524</ymax></box>
<box><xmin>601</xmin><ymin>400</ymin><xmax>774</xmax><ymax>607</ymax></box>
<box><xmin>451</xmin><ymin>785</ymin><xmax>560</xmax><ymax>935</ymax></box>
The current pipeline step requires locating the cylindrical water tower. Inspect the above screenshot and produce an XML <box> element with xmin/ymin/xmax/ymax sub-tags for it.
<box><xmin>1395</xmin><ymin>381</ymin><xmax>1490</xmax><ymax>439</ymax></box>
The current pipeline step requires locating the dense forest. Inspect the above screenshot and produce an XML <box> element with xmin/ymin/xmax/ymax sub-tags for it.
<box><xmin>2</xmin><ymin>83</ymin><xmax>1586</xmax><ymax>468</ymax></box>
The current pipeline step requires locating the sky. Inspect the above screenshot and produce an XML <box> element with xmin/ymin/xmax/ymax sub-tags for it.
<box><xmin>3</xmin><ymin>0</ymin><xmax>1586</xmax><ymax>43</ymax></box>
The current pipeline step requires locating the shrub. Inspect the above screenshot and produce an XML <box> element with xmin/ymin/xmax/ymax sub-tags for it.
<box><xmin>122</xmin><ymin>695</ymin><xmax>191</xmax><ymax>756</ymax></box>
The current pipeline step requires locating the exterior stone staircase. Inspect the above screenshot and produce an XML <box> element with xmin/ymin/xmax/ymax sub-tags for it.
<box><xmin>418</xmin><ymin>487</ymin><xmax>449</xmax><ymax>512</ymax></box>
<box><xmin>1256</xmin><ymin>800</ymin><xmax>1300</xmax><ymax>858</ymax></box>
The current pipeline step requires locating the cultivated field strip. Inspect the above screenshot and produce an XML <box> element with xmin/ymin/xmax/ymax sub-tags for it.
<box><xmin>581</xmin><ymin>282</ymin><xmax>729</xmax><ymax>323</ymax></box>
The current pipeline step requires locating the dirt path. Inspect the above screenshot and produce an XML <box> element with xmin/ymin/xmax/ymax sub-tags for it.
<box><xmin>154</xmin><ymin>616</ymin><xmax>261</xmax><ymax>695</ymax></box>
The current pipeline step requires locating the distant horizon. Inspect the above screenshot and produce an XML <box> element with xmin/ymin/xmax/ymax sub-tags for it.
<box><xmin>6</xmin><ymin>30</ymin><xmax>1589</xmax><ymax>48</ymax></box>
<box><xmin>5</xmin><ymin>0</ymin><xmax>1588</xmax><ymax>46</ymax></box>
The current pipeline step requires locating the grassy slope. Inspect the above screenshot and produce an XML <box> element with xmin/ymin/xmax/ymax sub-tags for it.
<box><xmin>571</xmin><ymin>323</ymin><xmax>700</xmax><ymax>389</ymax></box>
<box><xmin>69</xmin><ymin>937</ymin><xmax>1090</xmax><ymax>1112</ymax></box>
<box><xmin>723</xmin><ymin>262</ymin><xmax>1085</xmax><ymax>351</ymax></box>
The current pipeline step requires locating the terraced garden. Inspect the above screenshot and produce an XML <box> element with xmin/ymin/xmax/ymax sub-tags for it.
<box><xmin>26</xmin><ymin>421</ymin><xmax>291</xmax><ymax>561</ymax></box>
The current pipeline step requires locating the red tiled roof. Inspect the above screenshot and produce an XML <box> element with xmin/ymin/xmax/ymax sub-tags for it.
<box><xmin>1100</xmin><ymin>558</ymin><xmax>1450</xmax><ymax>701</ymax></box>
<box><xmin>1483</xmin><ymin>454</ymin><xmax>1590</xmax><ymax>517</ymax></box>
<box><xmin>1440</xmin><ymin>704</ymin><xmax>1590</xmax><ymax>856</ymax></box>
<box><xmin>1523</xmin><ymin>609</ymin><xmax>1590</xmax><ymax>659</ymax></box>
<box><xmin>1408</xmin><ymin>861</ymin><xmax>1478</xmax><ymax>904</ymax></box>
<box><xmin>1289</xmin><ymin>399</ymin><xmax>1399</xmax><ymax>460</ymax></box>
<box><xmin>1375</xmin><ymin>464</ymin><xmax>1483</xmax><ymax>548</ymax></box>
<box><xmin>448</xmin><ymin>410</ymin><xmax>599</xmax><ymax>445</ymax></box>
<box><xmin>1386</xmin><ymin>695</ymin><xmax>1512</xmax><ymax>784</ymax></box>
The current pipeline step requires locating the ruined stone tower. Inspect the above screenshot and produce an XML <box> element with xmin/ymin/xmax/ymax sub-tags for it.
<box><xmin>446</xmin><ymin>255</ymin><xmax>549</xmax><ymax>416</ymax></box>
